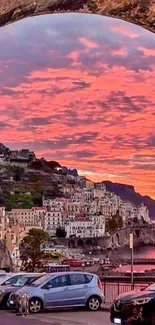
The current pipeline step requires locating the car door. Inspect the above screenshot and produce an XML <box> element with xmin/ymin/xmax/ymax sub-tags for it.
<box><xmin>67</xmin><ymin>273</ymin><xmax>91</xmax><ymax>306</ymax></box>
<box><xmin>44</xmin><ymin>274</ymin><xmax>70</xmax><ymax>308</ymax></box>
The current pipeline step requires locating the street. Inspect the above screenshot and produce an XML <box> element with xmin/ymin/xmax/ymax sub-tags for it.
<box><xmin>0</xmin><ymin>309</ymin><xmax>111</xmax><ymax>325</ymax></box>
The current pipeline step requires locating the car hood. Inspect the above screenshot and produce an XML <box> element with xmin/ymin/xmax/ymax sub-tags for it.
<box><xmin>116</xmin><ymin>290</ymin><xmax>155</xmax><ymax>303</ymax></box>
<box><xmin>1</xmin><ymin>285</ymin><xmax>22</xmax><ymax>292</ymax></box>
<box><xmin>15</xmin><ymin>285</ymin><xmax>39</xmax><ymax>295</ymax></box>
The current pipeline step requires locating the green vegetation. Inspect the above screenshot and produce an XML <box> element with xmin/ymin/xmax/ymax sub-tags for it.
<box><xmin>30</xmin><ymin>159</ymin><xmax>61</xmax><ymax>171</ymax></box>
<box><xmin>0</xmin><ymin>160</ymin><xmax>64</xmax><ymax>210</ymax></box>
<box><xmin>4</xmin><ymin>193</ymin><xmax>42</xmax><ymax>210</ymax></box>
<box><xmin>20</xmin><ymin>228</ymin><xmax>49</xmax><ymax>271</ymax></box>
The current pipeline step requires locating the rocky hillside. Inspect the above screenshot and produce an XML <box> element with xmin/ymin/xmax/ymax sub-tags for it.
<box><xmin>104</xmin><ymin>181</ymin><xmax>155</xmax><ymax>219</ymax></box>
<box><xmin>0</xmin><ymin>0</ymin><xmax>155</xmax><ymax>33</ymax></box>
<box><xmin>0</xmin><ymin>241</ymin><xmax>12</xmax><ymax>271</ymax></box>
<box><xmin>0</xmin><ymin>142</ymin><xmax>154</xmax><ymax>218</ymax></box>
<box><xmin>0</xmin><ymin>158</ymin><xmax>78</xmax><ymax>210</ymax></box>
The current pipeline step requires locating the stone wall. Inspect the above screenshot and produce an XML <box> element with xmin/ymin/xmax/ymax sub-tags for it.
<box><xmin>59</xmin><ymin>224</ymin><xmax>155</xmax><ymax>249</ymax></box>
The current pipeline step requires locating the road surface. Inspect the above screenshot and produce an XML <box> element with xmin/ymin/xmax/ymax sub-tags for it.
<box><xmin>0</xmin><ymin>310</ymin><xmax>111</xmax><ymax>325</ymax></box>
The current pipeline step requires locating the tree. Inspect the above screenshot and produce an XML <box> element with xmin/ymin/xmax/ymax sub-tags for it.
<box><xmin>45</xmin><ymin>160</ymin><xmax>61</xmax><ymax>169</ymax></box>
<box><xmin>20</xmin><ymin>228</ymin><xmax>49</xmax><ymax>271</ymax></box>
<box><xmin>56</xmin><ymin>227</ymin><xmax>66</xmax><ymax>238</ymax></box>
<box><xmin>117</xmin><ymin>216</ymin><xmax>123</xmax><ymax>229</ymax></box>
<box><xmin>105</xmin><ymin>214</ymin><xmax>123</xmax><ymax>233</ymax></box>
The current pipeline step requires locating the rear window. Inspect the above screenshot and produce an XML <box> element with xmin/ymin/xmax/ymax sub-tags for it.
<box><xmin>85</xmin><ymin>274</ymin><xmax>93</xmax><ymax>283</ymax></box>
<box><xmin>70</xmin><ymin>274</ymin><xmax>93</xmax><ymax>285</ymax></box>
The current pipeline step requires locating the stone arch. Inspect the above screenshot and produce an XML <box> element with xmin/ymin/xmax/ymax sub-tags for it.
<box><xmin>85</xmin><ymin>239</ymin><xmax>93</xmax><ymax>248</ymax></box>
<box><xmin>68</xmin><ymin>239</ymin><xmax>75</xmax><ymax>249</ymax></box>
<box><xmin>77</xmin><ymin>239</ymin><xmax>84</xmax><ymax>249</ymax></box>
<box><xmin>1</xmin><ymin>1</ymin><xmax>153</xmax><ymax>35</ymax></box>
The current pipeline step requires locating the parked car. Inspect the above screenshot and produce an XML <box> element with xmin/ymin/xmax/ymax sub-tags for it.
<box><xmin>13</xmin><ymin>272</ymin><xmax>104</xmax><ymax>313</ymax></box>
<box><xmin>110</xmin><ymin>283</ymin><xmax>155</xmax><ymax>324</ymax></box>
<box><xmin>7</xmin><ymin>273</ymin><xmax>44</xmax><ymax>309</ymax></box>
<box><xmin>0</xmin><ymin>273</ymin><xmax>26</xmax><ymax>287</ymax></box>
<box><xmin>0</xmin><ymin>273</ymin><xmax>43</xmax><ymax>308</ymax></box>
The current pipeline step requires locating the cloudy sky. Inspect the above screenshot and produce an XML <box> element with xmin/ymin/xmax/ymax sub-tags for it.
<box><xmin>0</xmin><ymin>13</ymin><xmax>155</xmax><ymax>198</ymax></box>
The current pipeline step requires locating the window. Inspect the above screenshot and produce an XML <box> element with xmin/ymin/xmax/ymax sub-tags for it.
<box><xmin>70</xmin><ymin>273</ymin><xmax>86</xmax><ymax>285</ymax></box>
<box><xmin>3</xmin><ymin>275</ymin><xmax>23</xmax><ymax>285</ymax></box>
<box><xmin>48</xmin><ymin>275</ymin><xmax>69</xmax><ymax>288</ymax></box>
<box><xmin>85</xmin><ymin>274</ymin><xmax>93</xmax><ymax>283</ymax></box>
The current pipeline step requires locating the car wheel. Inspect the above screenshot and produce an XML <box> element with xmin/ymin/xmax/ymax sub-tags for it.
<box><xmin>87</xmin><ymin>296</ymin><xmax>101</xmax><ymax>311</ymax></box>
<box><xmin>1</xmin><ymin>293</ymin><xmax>10</xmax><ymax>309</ymax></box>
<box><xmin>29</xmin><ymin>298</ymin><xmax>42</xmax><ymax>314</ymax></box>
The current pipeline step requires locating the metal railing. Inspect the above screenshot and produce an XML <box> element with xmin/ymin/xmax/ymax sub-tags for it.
<box><xmin>102</xmin><ymin>281</ymin><xmax>150</xmax><ymax>303</ymax></box>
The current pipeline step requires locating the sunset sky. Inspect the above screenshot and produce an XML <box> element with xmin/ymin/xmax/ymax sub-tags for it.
<box><xmin>0</xmin><ymin>13</ymin><xmax>155</xmax><ymax>198</ymax></box>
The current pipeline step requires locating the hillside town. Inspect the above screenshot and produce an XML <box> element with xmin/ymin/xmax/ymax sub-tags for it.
<box><xmin>0</xmin><ymin>175</ymin><xmax>150</xmax><ymax>270</ymax></box>
<box><xmin>0</xmin><ymin>144</ymin><xmax>151</xmax><ymax>270</ymax></box>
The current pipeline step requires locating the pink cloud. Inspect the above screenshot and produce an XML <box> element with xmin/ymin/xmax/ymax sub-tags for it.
<box><xmin>79</xmin><ymin>37</ymin><xmax>98</xmax><ymax>48</ymax></box>
<box><xmin>111</xmin><ymin>25</ymin><xmax>139</xmax><ymax>38</ymax></box>
<box><xmin>111</xmin><ymin>48</ymin><xmax>127</xmax><ymax>56</ymax></box>
<box><xmin>138</xmin><ymin>46</ymin><xmax>155</xmax><ymax>57</ymax></box>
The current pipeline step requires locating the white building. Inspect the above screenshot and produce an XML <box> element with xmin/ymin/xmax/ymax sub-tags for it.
<box><xmin>0</xmin><ymin>207</ymin><xmax>7</xmax><ymax>240</ymax></box>
<box><xmin>7</xmin><ymin>208</ymin><xmax>42</xmax><ymax>229</ymax></box>
<box><xmin>71</xmin><ymin>191</ymin><xmax>84</xmax><ymax>203</ymax></box>
<box><xmin>65</xmin><ymin>215</ymin><xmax>105</xmax><ymax>238</ymax></box>
<box><xmin>44</xmin><ymin>210</ymin><xmax>64</xmax><ymax>235</ymax></box>
<box><xmin>93</xmin><ymin>188</ymin><xmax>106</xmax><ymax>199</ymax></box>
<box><xmin>11</xmin><ymin>246</ymin><xmax>21</xmax><ymax>269</ymax></box>
<box><xmin>85</xmin><ymin>179</ymin><xmax>94</xmax><ymax>189</ymax></box>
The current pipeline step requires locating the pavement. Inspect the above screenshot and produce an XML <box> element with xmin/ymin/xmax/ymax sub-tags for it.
<box><xmin>0</xmin><ymin>308</ymin><xmax>111</xmax><ymax>325</ymax></box>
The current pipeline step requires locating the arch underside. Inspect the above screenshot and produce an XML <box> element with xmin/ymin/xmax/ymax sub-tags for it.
<box><xmin>0</xmin><ymin>0</ymin><xmax>154</xmax><ymax>33</ymax></box>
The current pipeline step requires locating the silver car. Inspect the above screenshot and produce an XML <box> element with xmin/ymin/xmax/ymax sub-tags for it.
<box><xmin>13</xmin><ymin>272</ymin><xmax>104</xmax><ymax>313</ymax></box>
<box><xmin>4</xmin><ymin>273</ymin><xmax>44</xmax><ymax>309</ymax></box>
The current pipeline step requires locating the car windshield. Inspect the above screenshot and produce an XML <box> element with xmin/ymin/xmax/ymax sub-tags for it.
<box><xmin>145</xmin><ymin>284</ymin><xmax>155</xmax><ymax>291</ymax></box>
<box><xmin>28</xmin><ymin>274</ymin><xmax>51</xmax><ymax>287</ymax></box>
<box><xmin>12</xmin><ymin>276</ymin><xmax>38</xmax><ymax>287</ymax></box>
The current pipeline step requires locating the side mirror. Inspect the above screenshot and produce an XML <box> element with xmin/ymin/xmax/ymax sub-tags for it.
<box><xmin>46</xmin><ymin>284</ymin><xmax>52</xmax><ymax>290</ymax></box>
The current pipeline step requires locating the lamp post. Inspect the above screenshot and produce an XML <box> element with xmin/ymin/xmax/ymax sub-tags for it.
<box><xmin>129</xmin><ymin>233</ymin><xmax>134</xmax><ymax>290</ymax></box>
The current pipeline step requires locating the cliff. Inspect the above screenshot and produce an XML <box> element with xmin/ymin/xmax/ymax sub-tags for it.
<box><xmin>104</xmin><ymin>181</ymin><xmax>155</xmax><ymax>219</ymax></box>
<box><xmin>0</xmin><ymin>241</ymin><xmax>12</xmax><ymax>271</ymax></box>
<box><xmin>0</xmin><ymin>0</ymin><xmax>155</xmax><ymax>33</ymax></box>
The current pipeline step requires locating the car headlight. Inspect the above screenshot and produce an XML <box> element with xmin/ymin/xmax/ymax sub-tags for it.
<box><xmin>131</xmin><ymin>298</ymin><xmax>152</xmax><ymax>305</ymax></box>
<box><xmin>21</xmin><ymin>293</ymin><xmax>32</xmax><ymax>298</ymax></box>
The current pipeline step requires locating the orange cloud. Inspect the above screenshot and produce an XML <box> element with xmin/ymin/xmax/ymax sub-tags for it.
<box><xmin>0</xmin><ymin>13</ymin><xmax>155</xmax><ymax>199</ymax></box>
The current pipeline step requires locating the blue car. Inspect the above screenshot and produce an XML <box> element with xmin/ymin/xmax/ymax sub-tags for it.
<box><xmin>9</xmin><ymin>272</ymin><xmax>105</xmax><ymax>313</ymax></box>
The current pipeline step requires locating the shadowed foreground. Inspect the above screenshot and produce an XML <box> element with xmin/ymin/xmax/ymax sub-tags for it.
<box><xmin>0</xmin><ymin>0</ymin><xmax>155</xmax><ymax>32</ymax></box>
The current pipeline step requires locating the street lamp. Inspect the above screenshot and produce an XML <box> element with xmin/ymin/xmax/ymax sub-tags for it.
<box><xmin>129</xmin><ymin>233</ymin><xmax>134</xmax><ymax>289</ymax></box>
